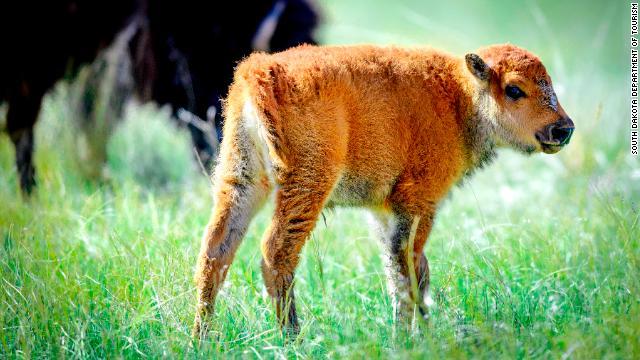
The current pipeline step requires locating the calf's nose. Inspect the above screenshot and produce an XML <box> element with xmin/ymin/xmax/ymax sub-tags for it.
<box><xmin>536</xmin><ymin>118</ymin><xmax>575</xmax><ymax>146</ymax></box>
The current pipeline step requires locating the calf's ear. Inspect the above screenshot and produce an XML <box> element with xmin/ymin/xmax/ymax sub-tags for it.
<box><xmin>465</xmin><ymin>53</ymin><xmax>491</xmax><ymax>81</ymax></box>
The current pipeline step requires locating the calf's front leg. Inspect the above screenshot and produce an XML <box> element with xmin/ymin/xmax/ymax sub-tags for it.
<box><xmin>373</xmin><ymin>210</ymin><xmax>434</xmax><ymax>321</ymax></box>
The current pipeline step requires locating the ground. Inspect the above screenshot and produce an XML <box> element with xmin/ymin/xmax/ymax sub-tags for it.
<box><xmin>1</xmin><ymin>0</ymin><xmax>638</xmax><ymax>358</ymax></box>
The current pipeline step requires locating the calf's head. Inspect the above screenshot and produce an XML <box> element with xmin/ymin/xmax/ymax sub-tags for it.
<box><xmin>466</xmin><ymin>44</ymin><xmax>574</xmax><ymax>154</ymax></box>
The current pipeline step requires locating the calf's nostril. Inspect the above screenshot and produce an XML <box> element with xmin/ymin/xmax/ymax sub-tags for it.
<box><xmin>551</xmin><ymin>126</ymin><xmax>573</xmax><ymax>145</ymax></box>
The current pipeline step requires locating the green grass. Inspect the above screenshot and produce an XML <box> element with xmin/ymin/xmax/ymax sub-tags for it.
<box><xmin>1</xmin><ymin>0</ymin><xmax>639</xmax><ymax>358</ymax></box>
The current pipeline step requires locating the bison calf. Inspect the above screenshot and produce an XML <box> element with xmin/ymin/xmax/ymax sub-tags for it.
<box><xmin>193</xmin><ymin>44</ymin><xmax>575</xmax><ymax>336</ymax></box>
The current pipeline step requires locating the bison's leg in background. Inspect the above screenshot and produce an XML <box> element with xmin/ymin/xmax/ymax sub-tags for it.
<box><xmin>7</xmin><ymin>92</ymin><xmax>43</xmax><ymax>194</ymax></box>
<box><xmin>372</xmin><ymin>208</ymin><xmax>434</xmax><ymax>322</ymax></box>
<box><xmin>9</xmin><ymin>128</ymin><xmax>35</xmax><ymax>194</ymax></box>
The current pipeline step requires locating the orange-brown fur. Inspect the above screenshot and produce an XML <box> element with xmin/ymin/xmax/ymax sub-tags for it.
<box><xmin>192</xmin><ymin>43</ymin><xmax>573</xmax><ymax>336</ymax></box>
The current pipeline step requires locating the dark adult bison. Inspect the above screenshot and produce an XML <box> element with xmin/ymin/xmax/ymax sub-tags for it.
<box><xmin>1</xmin><ymin>0</ymin><xmax>319</xmax><ymax>194</ymax></box>
<box><xmin>131</xmin><ymin>0</ymin><xmax>319</xmax><ymax>165</ymax></box>
<box><xmin>0</xmin><ymin>1</ymin><xmax>137</xmax><ymax>193</ymax></box>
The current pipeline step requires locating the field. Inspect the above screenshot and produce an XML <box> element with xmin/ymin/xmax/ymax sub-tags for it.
<box><xmin>1</xmin><ymin>0</ymin><xmax>638</xmax><ymax>358</ymax></box>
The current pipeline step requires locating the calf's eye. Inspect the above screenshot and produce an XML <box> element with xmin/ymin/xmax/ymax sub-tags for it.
<box><xmin>505</xmin><ymin>85</ymin><xmax>526</xmax><ymax>100</ymax></box>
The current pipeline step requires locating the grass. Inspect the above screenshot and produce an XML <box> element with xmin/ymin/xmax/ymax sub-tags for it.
<box><xmin>1</xmin><ymin>0</ymin><xmax>639</xmax><ymax>358</ymax></box>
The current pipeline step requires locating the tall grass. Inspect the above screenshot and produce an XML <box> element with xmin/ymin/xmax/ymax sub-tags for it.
<box><xmin>1</xmin><ymin>0</ymin><xmax>638</xmax><ymax>358</ymax></box>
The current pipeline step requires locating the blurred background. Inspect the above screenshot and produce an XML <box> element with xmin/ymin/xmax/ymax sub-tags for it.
<box><xmin>0</xmin><ymin>0</ymin><xmax>638</xmax><ymax>358</ymax></box>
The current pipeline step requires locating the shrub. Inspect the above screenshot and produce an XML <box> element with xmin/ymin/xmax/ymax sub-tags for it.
<box><xmin>107</xmin><ymin>103</ymin><xmax>196</xmax><ymax>189</ymax></box>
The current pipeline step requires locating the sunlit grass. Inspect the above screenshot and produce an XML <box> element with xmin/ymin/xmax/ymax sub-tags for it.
<box><xmin>1</xmin><ymin>0</ymin><xmax>638</xmax><ymax>358</ymax></box>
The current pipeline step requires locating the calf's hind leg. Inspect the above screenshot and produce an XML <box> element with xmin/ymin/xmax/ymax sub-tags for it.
<box><xmin>261</xmin><ymin>176</ymin><xmax>336</xmax><ymax>335</ymax></box>
<box><xmin>192</xmin><ymin>117</ymin><xmax>271</xmax><ymax>337</ymax></box>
